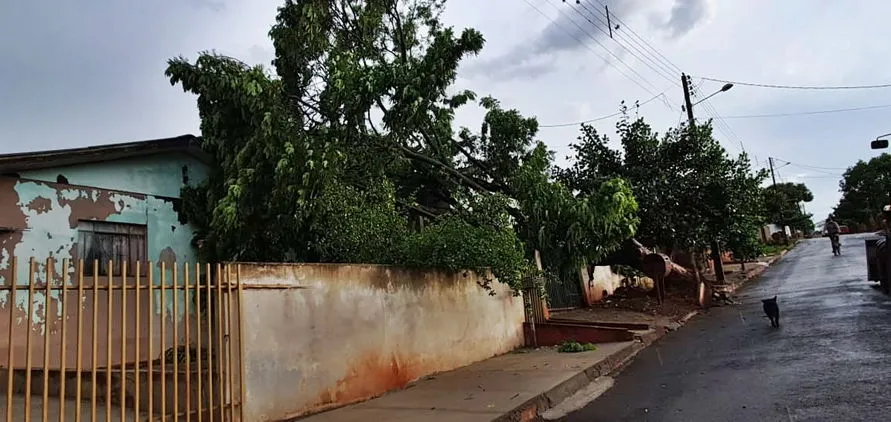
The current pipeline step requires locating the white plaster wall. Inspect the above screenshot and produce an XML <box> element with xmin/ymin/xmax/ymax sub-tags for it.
<box><xmin>237</xmin><ymin>264</ymin><xmax>526</xmax><ymax>421</ymax></box>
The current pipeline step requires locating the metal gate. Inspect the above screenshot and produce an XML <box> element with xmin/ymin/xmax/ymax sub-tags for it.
<box><xmin>0</xmin><ymin>257</ymin><xmax>244</xmax><ymax>421</ymax></box>
<box><xmin>543</xmin><ymin>274</ymin><xmax>584</xmax><ymax>310</ymax></box>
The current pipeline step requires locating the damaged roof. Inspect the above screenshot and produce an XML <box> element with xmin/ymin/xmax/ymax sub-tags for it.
<box><xmin>0</xmin><ymin>134</ymin><xmax>210</xmax><ymax>173</ymax></box>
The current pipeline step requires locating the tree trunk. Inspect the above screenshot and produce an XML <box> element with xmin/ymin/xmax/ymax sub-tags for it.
<box><xmin>594</xmin><ymin>238</ymin><xmax>697</xmax><ymax>284</ymax></box>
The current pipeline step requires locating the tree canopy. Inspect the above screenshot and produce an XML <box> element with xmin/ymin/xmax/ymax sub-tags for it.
<box><xmin>834</xmin><ymin>153</ymin><xmax>891</xmax><ymax>230</ymax></box>
<box><xmin>558</xmin><ymin>107</ymin><xmax>767</xmax><ymax>258</ymax></box>
<box><xmin>166</xmin><ymin>0</ymin><xmax>638</xmax><ymax>291</ymax></box>
<box><xmin>762</xmin><ymin>182</ymin><xmax>815</xmax><ymax>233</ymax></box>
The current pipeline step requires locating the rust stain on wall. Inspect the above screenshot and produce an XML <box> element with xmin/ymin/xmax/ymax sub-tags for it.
<box><xmin>25</xmin><ymin>197</ymin><xmax>52</xmax><ymax>214</ymax></box>
<box><xmin>307</xmin><ymin>353</ymin><xmax>427</xmax><ymax>415</ymax></box>
<box><xmin>0</xmin><ymin>178</ymin><xmax>27</xmax><ymax>284</ymax></box>
<box><xmin>57</xmin><ymin>189</ymin><xmax>122</xmax><ymax>229</ymax></box>
<box><xmin>157</xmin><ymin>246</ymin><xmax>177</xmax><ymax>270</ymax></box>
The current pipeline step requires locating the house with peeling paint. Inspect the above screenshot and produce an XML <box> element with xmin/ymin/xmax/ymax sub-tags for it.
<box><xmin>0</xmin><ymin>134</ymin><xmax>209</xmax><ymax>289</ymax></box>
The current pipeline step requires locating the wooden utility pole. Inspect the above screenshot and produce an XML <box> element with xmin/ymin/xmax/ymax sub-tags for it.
<box><xmin>768</xmin><ymin>156</ymin><xmax>787</xmax><ymax>242</ymax></box>
<box><xmin>682</xmin><ymin>73</ymin><xmax>726</xmax><ymax>285</ymax></box>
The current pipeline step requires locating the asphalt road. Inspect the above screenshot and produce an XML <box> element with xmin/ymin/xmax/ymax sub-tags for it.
<box><xmin>566</xmin><ymin>234</ymin><xmax>891</xmax><ymax>422</ymax></box>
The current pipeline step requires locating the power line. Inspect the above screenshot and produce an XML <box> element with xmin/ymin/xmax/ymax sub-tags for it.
<box><xmin>694</xmin><ymin>76</ymin><xmax>891</xmax><ymax>90</ymax></box>
<box><xmin>771</xmin><ymin>159</ymin><xmax>849</xmax><ymax>175</ymax></box>
<box><xmin>573</xmin><ymin>2</ymin><xmax>680</xmax><ymax>86</ymax></box>
<box><xmin>528</xmin><ymin>0</ymin><xmax>664</xmax><ymax>97</ymax></box>
<box><xmin>538</xmin><ymin>91</ymin><xmax>668</xmax><ymax>128</ymax></box>
<box><xmin>592</xmin><ymin>0</ymin><xmax>683</xmax><ymax>75</ymax></box>
<box><xmin>576</xmin><ymin>0</ymin><xmax>752</xmax><ymax>154</ymax></box>
<box><xmin>721</xmin><ymin>103</ymin><xmax>891</xmax><ymax>119</ymax></box>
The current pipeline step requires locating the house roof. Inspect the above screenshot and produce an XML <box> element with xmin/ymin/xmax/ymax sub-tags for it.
<box><xmin>0</xmin><ymin>134</ymin><xmax>210</xmax><ymax>173</ymax></box>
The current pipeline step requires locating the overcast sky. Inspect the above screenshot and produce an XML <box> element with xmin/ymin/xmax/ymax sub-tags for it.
<box><xmin>2</xmin><ymin>0</ymin><xmax>890</xmax><ymax>222</ymax></box>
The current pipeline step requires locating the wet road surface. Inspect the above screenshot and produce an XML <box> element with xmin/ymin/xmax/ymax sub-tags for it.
<box><xmin>567</xmin><ymin>234</ymin><xmax>891</xmax><ymax>422</ymax></box>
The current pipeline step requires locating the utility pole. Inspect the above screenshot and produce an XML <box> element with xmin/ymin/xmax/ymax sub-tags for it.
<box><xmin>768</xmin><ymin>156</ymin><xmax>790</xmax><ymax>244</ymax></box>
<box><xmin>682</xmin><ymin>73</ymin><xmax>726</xmax><ymax>284</ymax></box>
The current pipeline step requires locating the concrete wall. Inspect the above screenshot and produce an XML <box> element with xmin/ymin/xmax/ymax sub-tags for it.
<box><xmin>237</xmin><ymin>263</ymin><xmax>526</xmax><ymax>421</ymax></box>
<box><xmin>579</xmin><ymin>266</ymin><xmax>624</xmax><ymax>304</ymax></box>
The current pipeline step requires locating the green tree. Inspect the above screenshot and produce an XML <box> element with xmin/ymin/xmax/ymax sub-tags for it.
<box><xmin>167</xmin><ymin>0</ymin><xmax>638</xmax><ymax>291</ymax></box>
<box><xmin>763</xmin><ymin>182</ymin><xmax>815</xmax><ymax>233</ymax></box>
<box><xmin>559</xmin><ymin>109</ymin><xmax>767</xmax><ymax>258</ymax></box>
<box><xmin>834</xmin><ymin>153</ymin><xmax>891</xmax><ymax>230</ymax></box>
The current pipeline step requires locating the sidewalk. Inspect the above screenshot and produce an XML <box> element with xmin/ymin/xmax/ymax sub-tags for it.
<box><xmin>293</xmin><ymin>341</ymin><xmax>646</xmax><ymax>422</ymax></box>
<box><xmin>292</xmin><ymin>249</ymin><xmax>793</xmax><ymax>422</ymax></box>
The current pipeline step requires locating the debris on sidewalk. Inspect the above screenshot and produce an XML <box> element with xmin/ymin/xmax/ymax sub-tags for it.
<box><xmin>556</xmin><ymin>340</ymin><xmax>598</xmax><ymax>353</ymax></box>
<box><xmin>553</xmin><ymin>250</ymin><xmax>792</xmax><ymax>329</ymax></box>
<box><xmin>555</xmin><ymin>284</ymin><xmax>699</xmax><ymax>331</ymax></box>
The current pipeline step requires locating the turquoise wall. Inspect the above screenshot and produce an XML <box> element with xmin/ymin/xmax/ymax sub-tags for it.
<box><xmin>0</xmin><ymin>152</ymin><xmax>210</xmax><ymax>323</ymax></box>
<box><xmin>19</xmin><ymin>152</ymin><xmax>209</xmax><ymax>198</ymax></box>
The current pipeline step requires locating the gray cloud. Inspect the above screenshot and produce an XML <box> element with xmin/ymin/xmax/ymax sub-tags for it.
<box><xmin>662</xmin><ymin>0</ymin><xmax>710</xmax><ymax>38</ymax></box>
<box><xmin>467</xmin><ymin>0</ymin><xmax>709</xmax><ymax>81</ymax></box>
<box><xmin>189</xmin><ymin>0</ymin><xmax>227</xmax><ymax>12</ymax></box>
<box><xmin>0</xmin><ymin>1</ymin><xmax>235</xmax><ymax>152</ymax></box>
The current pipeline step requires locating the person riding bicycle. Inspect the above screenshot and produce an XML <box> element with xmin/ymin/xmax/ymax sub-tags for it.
<box><xmin>826</xmin><ymin>215</ymin><xmax>841</xmax><ymax>253</ymax></box>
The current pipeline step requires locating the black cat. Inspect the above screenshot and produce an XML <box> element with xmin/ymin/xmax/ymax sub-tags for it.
<box><xmin>762</xmin><ymin>296</ymin><xmax>780</xmax><ymax>328</ymax></box>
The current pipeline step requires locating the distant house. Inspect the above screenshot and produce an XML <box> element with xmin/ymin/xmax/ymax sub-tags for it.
<box><xmin>0</xmin><ymin>135</ymin><xmax>210</xmax><ymax>285</ymax></box>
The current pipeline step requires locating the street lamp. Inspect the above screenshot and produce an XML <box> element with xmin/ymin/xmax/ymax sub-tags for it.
<box><xmin>871</xmin><ymin>133</ymin><xmax>891</xmax><ymax>150</ymax></box>
<box><xmin>681</xmin><ymin>75</ymin><xmax>735</xmax><ymax>287</ymax></box>
<box><xmin>693</xmin><ymin>83</ymin><xmax>734</xmax><ymax>107</ymax></box>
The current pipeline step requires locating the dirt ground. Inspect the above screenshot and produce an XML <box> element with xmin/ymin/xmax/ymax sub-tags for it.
<box><xmin>552</xmin><ymin>285</ymin><xmax>699</xmax><ymax>329</ymax></box>
<box><xmin>552</xmin><ymin>257</ymin><xmax>778</xmax><ymax>329</ymax></box>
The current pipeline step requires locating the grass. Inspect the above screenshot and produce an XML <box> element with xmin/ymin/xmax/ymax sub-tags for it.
<box><xmin>761</xmin><ymin>239</ymin><xmax>798</xmax><ymax>258</ymax></box>
<box><xmin>557</xmin><ymin>340</ymin><xmax>598</xmax><ymax>353</ymax></box>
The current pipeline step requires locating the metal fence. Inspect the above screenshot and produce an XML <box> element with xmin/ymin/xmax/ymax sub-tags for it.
<box><xmin>543</xmin><ymin>275</ymin><xmax>583</xmax><ymax>311</ymax></box>
<box><xmin>0</xmin><ymin>257</ymin><xmax>244</xmax><ymax>421</ymax></box>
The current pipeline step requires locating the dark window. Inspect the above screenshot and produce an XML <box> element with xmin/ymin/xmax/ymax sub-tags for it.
<box><xmin>56</xmin><ymin>174</ymin><xmax>69</xmax><ymax>184</ymax></box>
<box><xmin>181</xmin><ymin>165</ymin><xmax>189</xmax><ymax>185</ymax></box>
<box><xmin>78</xmin><ymin>221</ymin><xmax>148</xmax><ymax>276</ymax></box>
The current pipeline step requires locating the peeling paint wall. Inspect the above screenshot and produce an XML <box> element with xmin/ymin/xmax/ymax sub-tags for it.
<box><xmin>17</xmin><ymin>152</ymin><xmax>208</xmax><ymax>199</ymax></box>
<box><xmin>237</xmin><ymin>263</ymin><xmax>526</xmax><ymax>421</ymax></box>
<box><xmin>0</xmin><ymin>153</ymin><xmax>208</xmax><ymax>369</ymax></box>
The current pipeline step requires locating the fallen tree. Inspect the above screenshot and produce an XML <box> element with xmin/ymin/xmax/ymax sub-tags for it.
<box><xmin>594</xmin><ymin>238</ymin><xmax>698</xmax><ymax>284</ymax></box>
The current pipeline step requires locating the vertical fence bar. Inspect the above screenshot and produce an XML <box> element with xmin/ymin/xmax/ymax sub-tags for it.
<box><xmin>134</xmin><ymin>261</ymin><xmax>141</xmax><ymax>422</ymax></box>
<box><xmin>160</xmin><ymin>262</ymin><xmax>167</xmax><ymax>419</ymax></box>
<box><xmin>185</xmin><ymin>264</ymin><xmax>192</xmax><ymax>422</ymax></box>
<box><xmin>24</xmin><ymin>258</ymin><xmax>35</xmax><ymax>422</ymax></box>
<box><xmin>42</xmin><ymin>257</ymin><xmax>53</xmax><ymax>422</ymax></box>
<box><xmin>5</xmin><ymin>257</ymin><xmax>16</xmax><ymax>422</ymax></box>
<box><xmin>75</xmin><ymin>260</ymin><xmax>84</xmax><ymax>422</ymax></box>
<box><xmin>225</xmin><ymin>265</ymin><xmax>235</xmax><ymax>422</ymax></box>
<box><xmin>173</xmin><ymin>263</ymin><xmax>179</xmax><ymax>422</ymax></box>
<box><xmin>148</xmin><ymin>261</ymin><xmax>155</xmax><ymax>422</ymax></box>
<box><xmin>236</xmin><ymin>264</ymin><xmax>246</xmax><ymax>422</ymax></box>
<box><xmin>204</xmin><ymin>264</ymin><xmax>212</xmax><ymax>421</ymax></box>
<box><xmin>195</xmin><ymin>263</ymin><xmax>202</xmax><ymax>422</ymax></box>
<box><xmin>60</xmin><ymin>258</ymin><xmax>70</xmax><ymax>422</ymax></box>
<box><xmin>215</xmin><ymin>264</ymin><xmax>224</xmax><ymax>421</ymax></box>
<box><xmin>120</xmin><ymin>261</ymin><xmax>128</xmax><ymax>422</ymax></box>
<box><xmin>105</xmin><ymin>261</ymin><xmax>113</xmax><ymax>422</ymax></box>
<box><xmin>91</xmin><ymin>261</ymin><xmax>98</xmax><ymax>421</ymax></box>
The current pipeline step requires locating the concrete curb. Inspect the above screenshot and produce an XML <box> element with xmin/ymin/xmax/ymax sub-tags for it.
<box><xmin>493</xmin><ymin>340</ymin><xmax>645</xmax><ymax>422</ymax></box>
<box><xmin>496</xmin><ymin>327</ymin><xmax>675</xmax><ymax>422</ymax></box>
<box><xmin>678</xmin><ymin>310</ymin><xmax>699</xmax><ymax>325</ymax></box>
<box><xmin>497</xmin><ymin>247</ymin><xmax>796</xmax><ymax>421</ymax></box>
<box><xmin>723</xmin><ymin>247</ymin><xmax>792</xmax><ymax>296</ymax></box>
<box><xmin>499</xmin><ymin>247</ymin><xmax>796</xmax><ymax>421</ymax></box>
